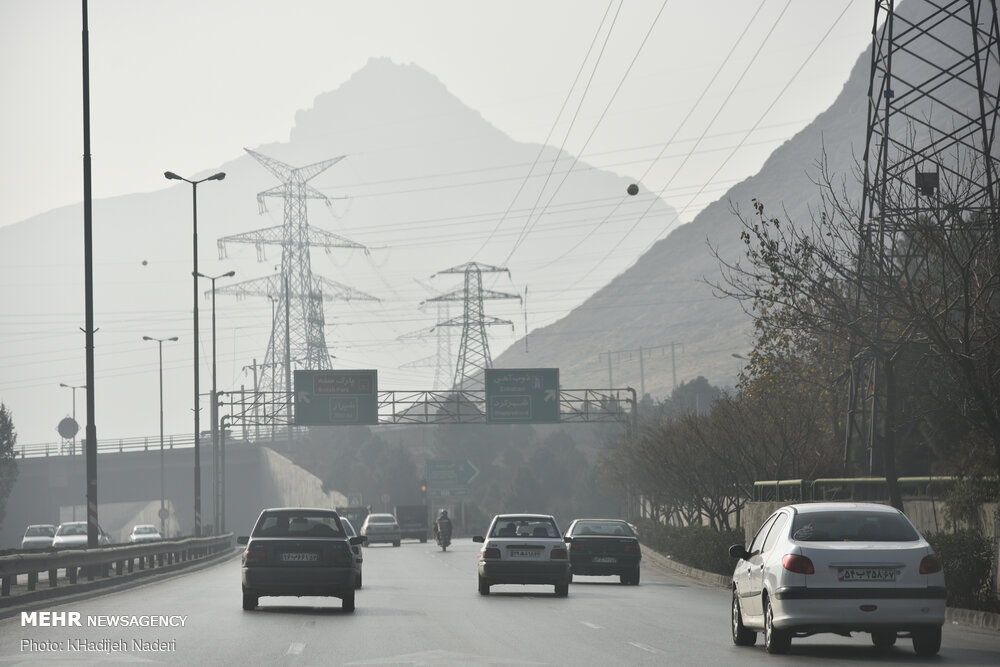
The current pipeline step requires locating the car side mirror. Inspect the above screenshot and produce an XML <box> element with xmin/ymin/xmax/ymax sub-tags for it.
<box><xmin>472</xmin><ymin>535</ymin><xmax>485</xmax><ymax>543</ymax></box>
<box><xmin>563</xmin><ymin>536</ymin><xmax>573</xmax><ymax>543</ymax></box>
<box><xmin>728</xmin><ymin>544</ymin><xmax>749</xmax><ymax>560</ymax></box>
<box><xmin>237</xmin><ymin>536</ymin><xmax>249</xmax><ymax>545</ymax></box>
<box><xmin>349</xmin><ymin>536</ymin><xmax>364</xmax><ymax>546</ymax></box>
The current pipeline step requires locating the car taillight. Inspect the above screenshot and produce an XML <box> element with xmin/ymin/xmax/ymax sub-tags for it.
<box><xmin>782</xmin><ymin>554</ymin><xmax>815</xmax><ymax>574</ymax></box>
<box><xmin>570</xmin><ymin>542</ymin><xmax>586</xmax><ymax>551</ymax></box>
<box><xmin>330</xmin><ymin>545</ymin><xmax>353</xmax><ymax>566</ymax></box>
<box><xmin>482</xmin><ymin>547</ymin><xmax>501</xmax><ymax>560</ymax></box>
<box><xmin>243</xmin><ymin>549</ymin><xmax>266</xmax><ymax>566</ymax></box>
<box><xmin>550</xmin><ymin>547</ymin><xmax>568</xmax><ymax>560</ymax></box>
<box><xmin>623</xmin><ymin>543</ymin><xmax>639</xmax><ymax>553</ymax></box>
<box><xmin>920</xmin><ymin>554</ymin><xmax>943</xmax><ymax>574</ymax></box>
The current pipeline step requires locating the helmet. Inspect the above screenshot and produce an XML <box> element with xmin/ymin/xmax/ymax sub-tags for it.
<box><xmin>439</xmin><ymin>509</ymin><xmax>448</xmax><ymax>518</ymax></box>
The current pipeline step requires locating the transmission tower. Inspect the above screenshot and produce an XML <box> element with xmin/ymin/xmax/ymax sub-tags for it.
<box><xmin>216</xmin><ymin>149</ymin><xmax>378</xmax><ymax>425</ymax></box>
<box><xmin>428</xmin><ymin>262</ymin><xmax>520</xmax><ymax>391</ymax></box>
<box><xmin>846</xmin><ymin>1</ymin><xmax>1000</xmax><ymax>473</ymax></box>
<box><xmin>398</xmin><ymin>280</ymin><xmax>454</xmax><ymax>389</ymax></box>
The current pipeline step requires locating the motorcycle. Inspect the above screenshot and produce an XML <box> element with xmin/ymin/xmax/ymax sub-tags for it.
<box><xmin>435</xmin><ymin>525</ymin><xmax>452</xmax><ymax>551</ymax></box>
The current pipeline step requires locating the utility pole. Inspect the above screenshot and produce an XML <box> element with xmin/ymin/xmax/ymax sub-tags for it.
<box><xmin>598</xmin><ymin>342</ymin><xmax>681</xmax><ymax>397</ymax></box>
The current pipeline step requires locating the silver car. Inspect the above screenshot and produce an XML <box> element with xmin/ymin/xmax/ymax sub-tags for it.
<box><xmin>21</xmin><ymin>524</ymin><xmax>56</xmax><ymax>549</ymax></box>
<box><xmin>128</xmin><ymin>524</ymin><xmax>163</xmax><ymax>543</ymax></box>
<box><xmin>52</xmin><ymin>521</ymin><xmax>111</xmax><ymax>548</ymax></box>
<box><xmin>341</xmin><ymin>517</ymin><xmax>365</xmax><ymax>588</ymax></box>
<box><xmin>729</xmin><ymin>502</ymin><xmax>946</xmax><ymax>656</ymax></box>
<box><xmin>360</xmin><ymin>513</ymin><xmax>402</xmax><ymax>547</ymax></box>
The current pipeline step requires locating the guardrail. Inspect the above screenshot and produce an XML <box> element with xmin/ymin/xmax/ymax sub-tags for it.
<box><xmin>0</xmin><ymin>534</ymin><xmax>234</xmax><ymax>600</ymax></box>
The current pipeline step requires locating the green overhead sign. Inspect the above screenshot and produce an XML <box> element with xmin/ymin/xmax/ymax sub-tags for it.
<box><xmin>485</xmin><ymin>368</ymin><xmax>560</xmax><ymax>423</ymax></box>
<box><xmin>294</xmin><ymin>370</ymin><xmax>378</xmax><ymax>425</ymax></box>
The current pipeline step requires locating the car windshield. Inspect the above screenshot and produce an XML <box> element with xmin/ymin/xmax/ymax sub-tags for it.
<box><xmin>368</xmin><ymin>515</ymin><xmax>395</xmax><ymax>523</ymax></box>
<box><xmin>57</xmin><ymin>523</ymin><xmax>87</xmax><ymax>536</ymax></box>
<box><xmin>790</xmin><ymin>511</ymin><xmax>920</xmax><ymax>542</ymax></box>
<box><xmin>26</xmin><ymin>526</ymin><xmax>55</xmax><ymax>537</ymax></box>
<box><xmin>253</xmin><ymin>512</ymin><xmax>345</xmax><ymax>538</ymax></box>
<box><xmin>135</xmin><ymin>526</ymin><xmax>158</xmax><ymax>534</ymax></box>
<box><xmin>490</xmin><ymin>517</ymin><xmax>559</xmax><ymax>538</ymax></box>
<box><xmin>572</xmin><ymin>520</ymin><xmax>634</xmax><ymax>537</ymax></box>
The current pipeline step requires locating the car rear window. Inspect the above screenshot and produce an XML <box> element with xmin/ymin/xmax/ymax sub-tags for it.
<box><xmin>368</xmin><ymin>514</ymin><xmax>395</xmax><ymax>523</ymax></box>
<box><xmin>58</xmin><ymin>524</ymin><xmax>87</xmax><ymax>536</ymax></box>
<box><xmin>490</xmin><ymin>518</ymin><xmax>559</xmax><ymax>538</ymax></box>
<box><xmin>26</xmin><ymin>526</ymin><xmax>55</xmax><ymax>537</ymax></box>
<box><xmin>791</xmin><ymin>511</ymin><xmax>919</xmax><ymax>542</ymax></box>
<box><xmin>254</xmin><ymin>513</ymin><xmax>345</xmax><ymax>538</ymax></box>
<box><xmin>572</xmin><ymin>521</ymin><xmax>634</xmax><ymax>537</ymax></box>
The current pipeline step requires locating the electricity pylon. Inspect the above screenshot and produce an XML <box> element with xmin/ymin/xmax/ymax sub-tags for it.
<box><xmin>399</xmin><ymin>280</ymin><xmax>454</xmax><ymax>389</ymax></box>
<box><xmin>216</xmin><ymin>148</ymin><xmax>378</xmax><ymax>426</ymax></box>
<box><xmin>845</xmin><ymin>1</ymin><xmax>1000</xmax><ymax>474</ymax></box>
<box><xmin>429</xmin><ymin>262</ymin><xmax>520</xmax><ymax>392</ymax></box>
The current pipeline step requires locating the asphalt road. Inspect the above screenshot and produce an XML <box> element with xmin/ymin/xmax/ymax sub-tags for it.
<box><xmin>1</xmin><ymin>540</ymin><xmax>997</xmax><ymax>665</ymax></box>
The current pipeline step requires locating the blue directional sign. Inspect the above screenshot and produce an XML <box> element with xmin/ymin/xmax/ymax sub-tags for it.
<box><xmin>294</xmin><ymin>370</ymin><xmax>378</xmax><ymax>425</ymax></box>
<box><xmin>485</xmin><ymin>368</ymin><xmax>560</xmax><ymax>423</ymax></box>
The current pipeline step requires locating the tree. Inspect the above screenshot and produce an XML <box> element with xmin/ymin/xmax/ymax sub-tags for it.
<box><xmin>0</xmin><ymin>403</ymin><xmax>19</xmax><ymax>530</ymax></box>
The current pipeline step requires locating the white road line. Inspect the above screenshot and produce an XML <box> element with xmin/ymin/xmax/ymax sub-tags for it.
<box><xmin>286</xmin><ymin>642</ymin><xmax>305</xmax><ymax>655</ymax></box>
<box><xmin>628</xmin><ymin>642</ymin><xmax>658</xmax><ymax>653</ymax></box>
<box><xmin>580</xmin><ymin>621</ymin><xmax>603</xmax><ymax>630</ymax></box>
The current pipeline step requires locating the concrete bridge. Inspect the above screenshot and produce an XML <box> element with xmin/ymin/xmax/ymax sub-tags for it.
<box><xmin>1</xmin><ymin>439</ymin><xmax>347</xmax><ymax>549</ymax></box>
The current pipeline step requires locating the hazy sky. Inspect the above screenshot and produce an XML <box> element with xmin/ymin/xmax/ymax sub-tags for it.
<box><xmin>0</xmin><ymin>0</ymin><xmax>877</xmax><ymax>445</ymax></box>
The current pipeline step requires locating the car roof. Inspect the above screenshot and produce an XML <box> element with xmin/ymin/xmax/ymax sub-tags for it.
<box><xmin>260</xmin><ymin>507</ymin><xmax>340</xmax><ymax>514</ymax></box>
<box><xmin>27</xmin><ymin>524</ymin><xmax>55</xmax><ymax>529</ymax></box>
<box><xmin>493</xmin><ymin>513</ymin><xmax>556</xmax><ymax>520</ymax></box>
<box><xmin>786</xmin><ymin>502</ymin><xmax>903</xmax><ymax>514</ymax></box>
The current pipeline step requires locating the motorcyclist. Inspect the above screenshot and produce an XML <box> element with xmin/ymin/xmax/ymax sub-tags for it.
<box><xmin>434</xmin><ymin>509</ymin><xmax>453</xmax><ymax>544</ymax></box>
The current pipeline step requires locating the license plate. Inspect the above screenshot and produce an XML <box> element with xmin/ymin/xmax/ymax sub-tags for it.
<box><xmin>508</xmin><ymin>549</ymin><xmax>541</xmax><ymax>558</ymax></box>
<box><xmin>280</xmin><ymin>552</ymin><xmax>318</xmax><ymax>562</ymax></box>
<box><xmin>592</xmin><ymin>556</ymin><xmax>617</xmax><ymax>564</ymax></box>
<box><xmin>838</xmin><ymin>567</ymin><xmax>899</xmax><ymax>582</ymax></box>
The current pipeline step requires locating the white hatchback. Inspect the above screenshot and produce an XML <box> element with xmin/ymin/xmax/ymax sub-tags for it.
<box><xmin>473</xmin><ymin>514</ymin><xmax>570</xmax><ymax>597</ymax></box>
<box><xmin>729</xmin><ymin>502</ymin><xmax>946</xmax><ymax>656</ymax></box>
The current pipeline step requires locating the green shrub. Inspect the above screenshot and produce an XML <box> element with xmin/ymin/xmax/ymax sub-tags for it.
<box><xmin>636</xmin><ymin>519</ymin><xmax>743</xmax><ymax>576</ymax></box>
<box><xmin>926</xmin><ymin>530</ymin><xmax>998</xmax><ymax>611</ymax></box>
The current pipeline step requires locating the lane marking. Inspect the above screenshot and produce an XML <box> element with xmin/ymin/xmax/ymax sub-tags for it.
<box><xmin>580</xmin><ymin>621</ymin><xmax>603</xmax><ymax>630</ymax></box>
<box><xmin>628</xmin><ymin>642</ymin><xmax>658</xmax><ymax>653</ymax></box>
<box><xmin>287</xmin><ymin>643</ymin><xmax>305</xmax><ymax>655</ymax></box>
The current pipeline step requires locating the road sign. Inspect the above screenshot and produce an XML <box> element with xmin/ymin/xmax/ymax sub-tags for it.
<box><xmin>294</xmin><ymin>370</ymin><xmax>378</xmax><ymax>425</ymax></box>
<box><xmin>427</xmin><ymin>487</ymin><xmax>469</xmax><ymax>499</ymax></box>
<box><xmin>425</xmin><ymin>459</ymin><xmax>479</xmax><ymax>498</ymax></box>
<box><xmin>485</xmin><ymin>368</ymin><xmax>560</xmax><ymax>423</ymax></box>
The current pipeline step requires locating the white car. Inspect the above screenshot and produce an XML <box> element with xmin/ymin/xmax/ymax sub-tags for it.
<box><xmin>20</xmin><ymin>524</ymin><xmax>56</xmax><ymax>549</ymax></box>
<box><xmin>341</xmin><ymin>517</ymin><xmax>364</xmax><ymax>588</ymax></box>
<box><xmin>360</xmin><ymin>513</ymin><xmax>401</xmax><ymax>547</ymax></box>
<box><xmin>52</xmin><ymin>521</ymin><xmax>112</xmax><ymax>548</ymax></box>
<box><xmin>128</xmin><ymin>524</ymin><xmax>163</xmax><ymax>543</ymax></box>
<box><xmin>729</xmin><ymin>502</ymin><xmax>946</xmax><ymax>656</ymax></box>
<box><xmin>473</xmin><ymin>514</ymin><xmax>570</xmax><ymax>597</ymax></box>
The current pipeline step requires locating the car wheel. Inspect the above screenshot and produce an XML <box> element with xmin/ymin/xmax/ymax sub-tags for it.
<box><xmin>478</xmin><ymin>576</ymin><xmax>490</xmax><ymax>596</ymax></box>
<box><xmin>911</xmin><ymin>626</ymin><xmax>941</xmax><ymax>656</ymax></box>
<box><xmin>871</xmin><ymin>630</ymin><xmax>896</xmax><ymax>650</ymax></box>
<box><xmin>355</xmin><ymin>573</ymin><xmax>363</xmax><ymax>589</ymax></box>
<box><xmin>342</xmin><ymin>590</ymin><xmax>355</xmax><ymax>612</ymax></box>
<box><xmin>731</xmin><ymin>591</ymin><xmax>757</xmax><ymax>646</ymax></box>
<box><xmin>555</xmin><ymin>583</ymin><xmax>569</xmax><ymax>597</ymax></box>
<box><xmin>619</xmin><ymin>573</ymin><xmax>629</xmax><ymax>584</ymax></box>
<box><xmin>242</xmin><ymin>591</ymin><xmax>258</xmax><ymax>611</ymax></box>
<box><xmin>763</xmin><ymin>597</ymin><xmax>791</xmax><ymax>654</ymax></box>
<box><xmin>568</xmin><ymin>572</ymin><xmax>573</xmax><ymax>584</ymax></box>
<box><xmin>393</xmin><ymin>540</ymin><xmax>401</xmax><ymax>547</ymax></box>
<box><xmin>629</xmin><ymin>567</ymin><xmax>640</xmax><ymax>585</ymax></box>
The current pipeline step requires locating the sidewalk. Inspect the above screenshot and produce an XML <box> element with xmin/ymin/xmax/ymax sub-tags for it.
<box><xmin>640</xmin><ymin>542</ymin><xmax>1000</xmax><ymax>632</ymax></box>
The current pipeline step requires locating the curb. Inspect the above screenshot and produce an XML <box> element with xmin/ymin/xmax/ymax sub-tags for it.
<box><xmin>639</xmin><ymin>542</ymin><xmax>1000</xmax><ymax>632</ymax></box>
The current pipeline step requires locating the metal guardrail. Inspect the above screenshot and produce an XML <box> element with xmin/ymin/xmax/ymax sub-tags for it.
<box><xmin>0</xmin><ymin>534</ymin><xmax>234</xmax><ymax>599</ymax></box>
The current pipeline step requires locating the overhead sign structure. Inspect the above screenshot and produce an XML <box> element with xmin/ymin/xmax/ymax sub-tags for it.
<box><xmin>426</xmin><ymin>458</ymin><xmax>479</xmax><ymax>498</ymax></box>
<box><xmin>294</xmin><ymin>370</ymin><xmax>378</xmax><ymax>426</ymax></box>
<box><xmin>485</xmin><ymin>368</ymin><xmax>560</xmax><ymax>423</ymax></box>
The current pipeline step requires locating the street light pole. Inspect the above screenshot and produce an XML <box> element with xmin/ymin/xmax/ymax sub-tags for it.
<box><xmin>143</xmin><ymin>335</ymin><xmax>178</xmax><ymax>537</ymax></box>
<box><xmin>196</xmin><ymin>269</ymin><xmax>235</xmax><ymax>535</ymax></box>
<box><xmin>164</xmin><ymin>169</ymin><xmax>225</xmax><ymax>537</ymax></box>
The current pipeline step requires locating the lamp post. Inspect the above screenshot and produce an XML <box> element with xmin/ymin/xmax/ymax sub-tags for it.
<box><xmin>58</xmin><ymin>383</ymin><xmax>86</xmax><ymax>455</ymax></box>
<box><xmin>164</xmin><ymin>169</ymin><xmax>225</xmax><ymax>536</ymax></box>
<box><xmin>143</xmin><ymin>335</ymin><xmax>178</xmax><ymax>537</ymax></box>
<box><xmin>196</xmin><ymin>269</ymin><xmax>235</xmax><ymax>534</ymax></box>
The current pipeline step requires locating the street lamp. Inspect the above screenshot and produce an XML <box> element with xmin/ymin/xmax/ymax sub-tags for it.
<box><xmin>143</xmin><ymin>335</ymin><xmax>178</xmax><ymax>537</ymax></box>
<box><xmin>196</xmin><ymin>269</ymin><xmax>235</xmax><ymax>534</ymax></box>
<box><xmin>164</xmin><ymin>169</ymin><xmax>225</xmax><ymax>536</ymax></box>
<box><xmin>58</xmin><ymin>383</ymin><xmax>87</xmax><ymax>455</ymax></box>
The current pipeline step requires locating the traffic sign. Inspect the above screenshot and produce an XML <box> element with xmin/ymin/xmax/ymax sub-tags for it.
<box><xmin>294</xmin><ymin>370</ymin><xmax>378</xmax><ymax>425</ymax></box>
<box><xmin>425</xmin><ymin>458</ymin><xmax>479</xmax><ymax>498</ymax></box>
<box><xmin>485</xmin><ymin>368</ymin><xmax>560</xmax><ymax>423</ymax></box>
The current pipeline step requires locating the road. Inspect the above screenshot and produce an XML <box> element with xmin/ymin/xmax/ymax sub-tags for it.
<box><xmin>1</xmin><ymin>540</ymin><xmax>997</xmax><ymax>665</ymax></box>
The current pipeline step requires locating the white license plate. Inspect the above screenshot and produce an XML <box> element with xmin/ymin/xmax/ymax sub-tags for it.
<box><xmin>592</xmin><ymin>556</ymin><xmax>617</xmax><ymax>564</ymax></box>
<box><xmin>508</xmin><ymin>549</ymin><xmax>541</xmax><ymax>558</ymax></box>
<box><xmin>838</xmin><ymin>567</ymin><xmax>899</xmax><ymax>582</ymax></box>
<box><xmin>280</xmin><ymin>552</ymin><xmax>318</xmax><ymax>562</ymax></box>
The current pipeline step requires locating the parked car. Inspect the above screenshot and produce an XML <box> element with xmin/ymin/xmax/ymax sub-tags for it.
<box><xmin>341</xmin><ymin>517</ymin><xmax>364</xmax><ymax>588</ymax></box>
<box><xmin>52</xmin><ymin>521</ymin><xmax>111</xmax><ymax>548</ymax></box>
<box><xmin>128</xmin><ymin>524</ymin><xmax>163</xmax><ymax>543</ymax></box>
<box><xmin>473</xmin><ymin>514</ymin><xmax>570</xmax><ymax>597</ymax></box>
<box><xmin>360</xmin><ymin>513</ymin><xmax>401</xmax><ymax>547</ymax></box>
<box><xmin>564</xmin><ymin>518</ymin><xmax>641</xmax><ymax>584</ymax></box>
<box><xmin>20</xmin><ymin>524</ymin><xmax>56</xmax><ymax>549</ymax></box>
<box><xmin>729</xmin><ymin>502</ymin><xmax>946</xmax><ymax>656</ymax></box>
<box><xmin>237</xmin><ymin>507</ymin><xmax>364</xmax><ymax>611</ymax></box>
